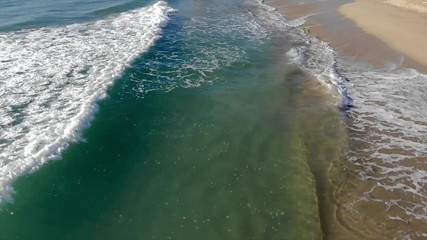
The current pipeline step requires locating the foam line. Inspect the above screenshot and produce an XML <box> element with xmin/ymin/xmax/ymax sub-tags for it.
<box><xmin>0</xmin><ymin>1</ymin><xmax>174</xmax><ymax>203</ymax></box>
<box><xmin>255</xmin><ymin>0</ymin><xmax>353</xmax><ymax>109</ymax></box>
<box><xmin>257</xmin><ymin>0</ymin><xmax>427</xmax><ymax>237</ymax></box>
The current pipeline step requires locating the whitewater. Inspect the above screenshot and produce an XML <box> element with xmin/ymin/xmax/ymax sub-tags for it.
<box><xmin>1</xmin><ymin>0</ymin><xmax>427</xmax><ymax>238</ymax></box>
<box><xmin>0</xmin><ymin>1</ymin><xmax>174</xmax><ymax>203</ymax></box>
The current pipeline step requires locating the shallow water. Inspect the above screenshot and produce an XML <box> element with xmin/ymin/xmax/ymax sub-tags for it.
<box><xmin>4</xmin><ymin>0</ymin><xmax>424</xmax><ymax>238</ymax></box>
<box><xmin>259</xmin><ymin>0</ymin><xmax>427</xmax><ymax>238</ymax></box>
<box><xmin>0</xmin><ymin>0</ymin><xmax>348</xmax><ymax>239</ymax></box>
<box><xmin>329</xmin><ymin>60</ymin><xmax>427</xmax><ymax>240</ymax></box>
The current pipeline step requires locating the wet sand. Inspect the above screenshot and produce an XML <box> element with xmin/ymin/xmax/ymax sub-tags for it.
<box><xmin>264</xmin><ymin>0</ymin><xmax>427</xmax><ymax>239</ymax></box>
<box><xmin>265</xmin><ymin>0</ymin><xmax>427</xmax><ymax>73</ymax></box>
<box><xmin>339</xmin><ymin>0</ymin><xmax>427</xmax><ymax>71</ymax></box>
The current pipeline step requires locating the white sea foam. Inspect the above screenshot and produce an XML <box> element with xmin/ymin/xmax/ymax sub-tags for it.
<box><xmin>343</xmin><ymin>64</ymin><xmax>427</xmax><ymax>225</ymax></box>
<box><xmin>257</xmin><ymin>0</ymin><xmax>427</xmax><ymax>237</ymax></box>
<box><xmin>255</xmin><ymin>0</ymin><xmax>352</xmax><ymax>109</ymax></box>
<box><xmin>127</xmin><ymin>7</ymin><xmax>271</xmax><ymax>95</ymax></box>
<box><xmin>336</xmin><ymin>63</ymin><xmax>427</xmax><ymax>238</ymax></box>
<box><xmin>0</xmin><ymin>1</ymin><xmax>174</xmax><ymax>203</ymax></box>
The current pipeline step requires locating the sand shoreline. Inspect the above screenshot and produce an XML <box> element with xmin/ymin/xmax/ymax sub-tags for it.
<box><xmin>265</xmin><ymin>0</ymin><xmax>427</xmax><ymax>73</ymax></box>
<box><xmin>263</xmin><ymin>1</ymin><xmax>427</xmax><ymax>239</ymax></box>
<box><xmin>340</xmin><ymin>0</ymin><xmax>427</xmax><ymax>72</ymax></box>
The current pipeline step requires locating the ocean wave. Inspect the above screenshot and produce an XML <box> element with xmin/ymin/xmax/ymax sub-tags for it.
<box><xmin>0</xmin><ymin>1</ymin><xmax>175</xmax><ymax>203</ymax></box>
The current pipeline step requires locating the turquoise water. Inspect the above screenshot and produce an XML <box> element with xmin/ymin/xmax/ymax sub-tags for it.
<box><xmin>0</xmin><ymin>0</ymin><xmax>151</xmax><ymax>31</ymax></box>
<box><xmin>0</xmin><ymin>0</ymin><xmax>349</xmax><ymax>239</ymax></box>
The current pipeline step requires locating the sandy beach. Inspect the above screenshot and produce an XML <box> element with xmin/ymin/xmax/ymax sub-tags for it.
<box><xmin>266</xmin><ymin>0</ymin><xmax>427</xmax><ymax>72</ymax></box>
<box><xmin>340</xmin><ymin>0</ymin><xmax>427</xmax><ymax>71</ymax></box>
<box><xmin>264</xmin><ymin>1</ymin><xmax>427</xmax><ymax>239</ymax></box>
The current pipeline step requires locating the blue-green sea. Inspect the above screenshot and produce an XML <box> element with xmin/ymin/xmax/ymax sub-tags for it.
<box><xmin>2</xmin><ymin>0</ymin><xmax>426</xmax><ymax>239</ymax></box>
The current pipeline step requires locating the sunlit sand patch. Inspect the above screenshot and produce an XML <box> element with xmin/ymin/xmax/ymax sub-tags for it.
<box><xmin>262</xmin><ymin>0</ymin><xmax>427</xmax><ymax>239</ymax></box>
<box><xmin>385</xmin><ymin>0</ymin><xmax>427</xmax><ymax>13</ymax></box>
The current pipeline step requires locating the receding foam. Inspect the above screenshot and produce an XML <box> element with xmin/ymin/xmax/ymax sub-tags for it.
<box><xmin>343</xmin><ymin>64</ymin><xmax>427</xmax><ymax>223</ymax></box>
<box><xmin>255</xmin><ymin>0</ymin><xmax>352</xmax><ymax>109</ymax></box>
<box><xmin>257</xmin><ymin>0</ymin><xmax>427</xmax><ymax>238</ymax></box>
<box><xmin>0</xmin><ymin>1</ymin><xmax>174</xmax><ymax>203</ymax></box>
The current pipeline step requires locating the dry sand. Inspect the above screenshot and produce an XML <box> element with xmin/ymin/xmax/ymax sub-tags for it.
<box><xmin>263</xmin><ymin>1</ymin><xmax>427</xmax><ymax>239</ymax></box>
<box><xmin>339</xmin><ymin>0</ymin><xmax>427</xmax><ymax>70</ymax></box>
<box><xmin>265</xmin><ymin>0</ymin><xmax>427</xmax><ymax>72</ymax></box>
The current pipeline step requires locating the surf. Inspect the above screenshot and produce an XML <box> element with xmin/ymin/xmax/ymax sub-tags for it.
<box><xmin>0</xmin><ymin>1</ymin><xmax>174</xmax><ymax>203</ymax></box>
<box><xmin>258</xmin><ymin>0</ymin><xmax>427</xmax><ymax>238</ymax></box>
